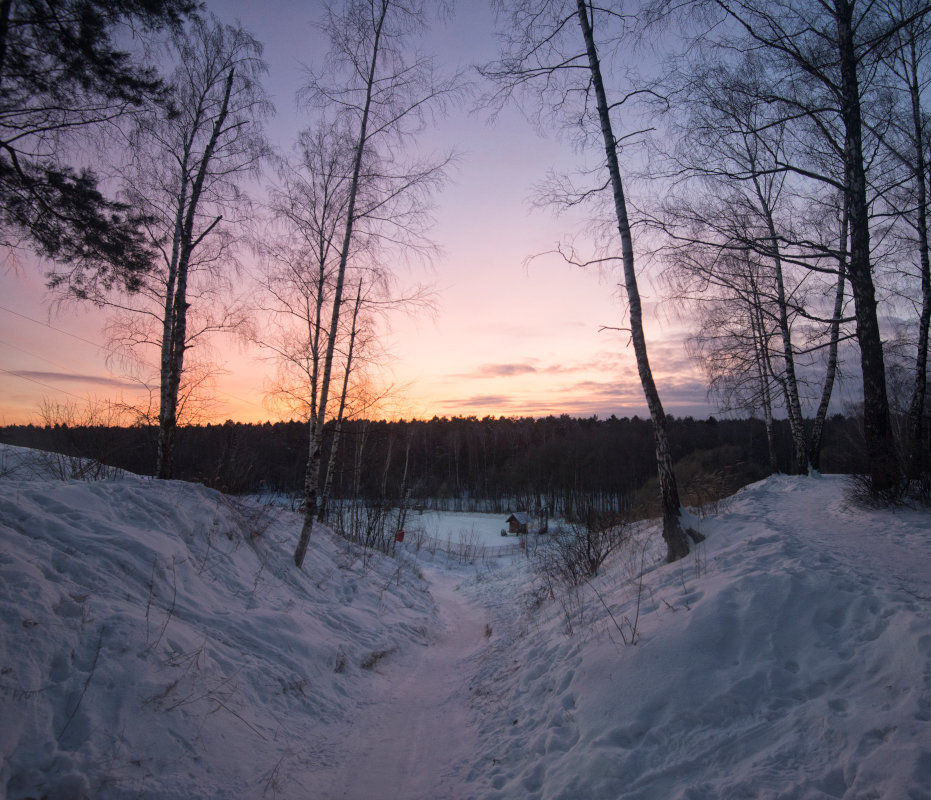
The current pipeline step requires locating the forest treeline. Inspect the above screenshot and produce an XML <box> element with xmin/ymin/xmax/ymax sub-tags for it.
<box><xmin>0</xmin><ymin>414</ymin><xmax>867</xmax><ymax>518</ymax></box>
<box><xmin>6</xmin><ymin>1</ymin><xmax>931</xmax><ymax>562</ymax></box>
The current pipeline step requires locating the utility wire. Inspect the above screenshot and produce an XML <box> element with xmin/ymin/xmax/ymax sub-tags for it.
<box><xmin>0</xmin><ymin>304</ymin><xmax>268</xmax><ymax>414</ymax></box>
<box><xmin>0</xmin><ymin>366</ymin><xmax>88</xmax><ymax>402</ymax></box>
<box><xmin>0</xmin><ymin>336</ymin><xmax>97</xmax><ymax>377</ymax></box>
<box><xmin>0</xmin><ymin>304</ymin><xmax>104</xmax><ymax>350</ymax></box>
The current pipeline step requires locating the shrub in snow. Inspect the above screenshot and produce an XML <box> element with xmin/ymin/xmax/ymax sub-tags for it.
<box><xmin>534</xmin><ymin>510</ymin><xmax>630</xmax><ymax>591</ymax></box>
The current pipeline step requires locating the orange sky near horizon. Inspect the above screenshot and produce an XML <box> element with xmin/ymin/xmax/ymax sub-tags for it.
<box><xmin>0</xmin><ymin>0</ymin><xmax>718</xmax><ymax>428</ymax></box>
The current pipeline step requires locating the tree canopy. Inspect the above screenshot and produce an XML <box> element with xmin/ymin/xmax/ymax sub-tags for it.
<box><xmin>0</xmin><ymin>0</ymin><xmax>196</xmax><ymax>288</ymax></box>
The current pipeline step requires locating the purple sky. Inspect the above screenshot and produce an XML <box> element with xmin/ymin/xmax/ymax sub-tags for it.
<box><xmin>0</xmin><ymin>1</ymin><xmax>728</xmax><ymax>425</ymax></box>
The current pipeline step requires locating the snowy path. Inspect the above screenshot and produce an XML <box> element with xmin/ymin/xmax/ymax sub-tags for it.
<box><xmin>5</xmin><ymin>458</ymin><xmax>929</xmax><ymax>800</ymax></box>
<box><xmin>322</xmin><ymin>568</ymin><xmax>489</xmax><ymax>800</ymax></box>
<box><xmin>734</xmin><ymin>474</ymin><xmax>931</xmax><ymax>599</ymax></box>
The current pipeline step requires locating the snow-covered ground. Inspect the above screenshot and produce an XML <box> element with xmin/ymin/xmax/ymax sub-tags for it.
<box><xmin>404</xmin><ymin>509</ymin><xmax>517</xmax><ymax>546</ymax></box>
<box><xmin>2</xmin><ymin>444</ymin><xmax>930</xmax><ymax>799</ymax></box>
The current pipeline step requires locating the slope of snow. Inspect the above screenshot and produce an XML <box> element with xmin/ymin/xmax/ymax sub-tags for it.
<box><xmin>2</xmin><ymin>445</ymin><xmax>930</xmax><ymax>799</ymax></box>
<box><xmin>0</xmin><ymin>446</ymin><xmax>435</xmax><ymax>799</ymax></box>
<box><xmin>461</xmin><ymin>474</ymin><xmax>931</xmax><ymax>799</ymax></box>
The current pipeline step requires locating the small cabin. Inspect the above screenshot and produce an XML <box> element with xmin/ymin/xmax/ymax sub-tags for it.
<box><xmin>505</xmin><ymin>512</ymin><xmax>528</xmax><ymax>535</ymax></box>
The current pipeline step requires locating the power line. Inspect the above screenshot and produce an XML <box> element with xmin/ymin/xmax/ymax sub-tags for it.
<box><xmin>0</xmin><ymin>304</ymin><xmax>104</xmax><ymax>351</ymax></box>
<box><xmin>0</xmin><ymin>366</ymin><xmax>88</xmax><ymax>402</ymax></box>
<box><xmin>0</xmin><ymin>336</ymin><xmax>93</xmax><ymax>376</ymax></box>
<box><xmin>0</xmin><ymin>303</ymin><xmax>269</xmax><ymax>414</ymax></box>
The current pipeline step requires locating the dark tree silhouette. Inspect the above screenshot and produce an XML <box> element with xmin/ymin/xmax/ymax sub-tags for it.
<box><xmin>1</xmin><ymin>0</ymin><xmax>195</xmax><ymax>287</ymax></box>
<box><xmin>689</xmin><ymin>0</ymin><xmax>927</xmax><ymax>493</ymax></box>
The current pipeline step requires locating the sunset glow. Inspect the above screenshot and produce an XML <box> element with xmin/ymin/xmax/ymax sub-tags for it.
<box><xmin>0</xmin><ymin>1</ymin><xmax>714</xmax><ymax>427</ymax></box>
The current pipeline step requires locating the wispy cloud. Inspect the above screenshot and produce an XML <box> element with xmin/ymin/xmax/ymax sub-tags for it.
<box><xmin>10</xmin><ymin>371</ymin><xmax>137</xmax><ymax>389</ymax></box>
<box><xmin>439</xmin><ymin>394</ymin><xmax>514</xmax><ymax>409</ymax></box>
<box><xmin>459</xmin><ymin>363</ymin><xmax>539</xmax><ymax>379</ymax></box>
<box><xmin>425</xmin><ymin>383</ymin><xmax>717</xmax><ymax>419</ymax></box>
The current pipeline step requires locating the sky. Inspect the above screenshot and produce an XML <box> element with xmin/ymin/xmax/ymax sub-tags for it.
<box><xmin>0</xmin><ymin>0</ymin><xmax>722</xmax><ymax>426</ymax></box>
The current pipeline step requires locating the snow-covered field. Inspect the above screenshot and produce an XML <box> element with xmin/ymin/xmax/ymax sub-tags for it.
<box><xmin>404</xmin><ymin>509</ymin><xmax>517</xmax><ymax>546</ymax></box>
<box><xmin>2</xmin><ymin>444</ymin><xmax>930</xmax><ymax>799</ymax></box>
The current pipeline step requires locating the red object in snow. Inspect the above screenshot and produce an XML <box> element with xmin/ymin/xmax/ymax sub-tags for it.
<box><xmin>395</xmin><ymin>530</ymin><xmax>405</xmax><ymax>543</ymax></box>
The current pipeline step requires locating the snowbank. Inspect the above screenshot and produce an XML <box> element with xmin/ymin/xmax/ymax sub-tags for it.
<box><xmin>461</xmin><ymin>474</ymin><xmax>931</xmax><ymax>799</ymax></box>
<box><xmin>3</xmin><ymin>444</ymin><xmax>930</xmax><ymax>799</ymax></box>
<box><xmin>0</xmin><ymin>447</ymin><xmax>434</xmax><ymax>799</ymax></box>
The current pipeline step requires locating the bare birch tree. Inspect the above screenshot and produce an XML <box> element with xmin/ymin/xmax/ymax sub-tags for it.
<box><xmin>255</xmin><ymin>126</ymin><xmax>356</xmax><ymax>428</ymax></box>
<box><xmin>655</xmin><ymin>56</ymin><xmax>856</xmax><ymax>475</ymax></box>
<box><xmin>292</xmin><ymin>0</ymin><xmax>455</xmax><ymax>568</ymax></box>
<box><xmin>483</xmin><ymin>0</ymin><xmax>702</xmax><ymax>562</ymax></box>
<box><xmin>879</xmin><ymin>0</ymin><xmax>931</xmax><ymax>480</ymax></box>
<box><xmin>678</xmin><ymin>247</ymin><xmax>783</xmax><ymax>472</ymax></box>
<box><xmin>53</xmin><ymin>15</ymin><xmax>270</xmax><ymax>478</ymax></box>
<box><xmin>676</xmin><ymin>0</ymin><xmax>929</xmax><ymax>493</ymax></box>
<box><xmin>257</xmin><ymin>136</ymin><xmax>425</xmax><ymax>523</ymax></box>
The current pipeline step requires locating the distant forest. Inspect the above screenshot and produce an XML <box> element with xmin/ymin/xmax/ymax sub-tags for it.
<box><xmin>0</xmin><ymin>415</ymin><xmax>868</xmax><ymax>517</ymax></box>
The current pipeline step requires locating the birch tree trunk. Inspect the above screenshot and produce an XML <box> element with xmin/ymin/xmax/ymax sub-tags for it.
<box><xmin>749</xmin><ymin>277</ymin><xmax>779</xmax><ymax>472</ymax></box>
<box><xmin>810</xmin><ymin>204</ymin><xmax>849</xmax><ymax>472</ymax></box>
<box><xmin>902</xmin><ymin>34</ymin><xmax>931</xmax><ymax>480</ymax></box>
<box><xmin>320</xmin><ymin>282</ymin><xmax>364</xmax><ymax>522</ymax></box>
<box><xmin>395</xmin><ymin>430</ymin><xmax>413</xmax><ymax>549</ymax></box>
<box><xmin>754</xmin><ymin>182</ymin><xmax>808</xmax><ymax>474</ymax></box>
<box><xmin>155</xmin><ymin>161</ymin><xmax>188</xmax><ymax>478</ymax></box>
<box><xmin>836</xmin><ymin>0</ymin><xmax>899</xmax><ymax>492</ymax></box>
<box><xmin>294</xmin><ymin>2</ymin><xmax>389</xmax><ymax>568</ymax></box>
<box><xmin>575</xmin><ymin>0</ymin><xmax>701</xmax><ymax>562</ymax></box>
<box><xmin>156</xmin><ymin>67</ymin><xmax>234</xmax><ymax>479</ymax></box>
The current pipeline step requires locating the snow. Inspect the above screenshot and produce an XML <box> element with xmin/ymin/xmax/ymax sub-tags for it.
<box><xmin>312</xmin><ymin>569</ymin><xmax>487</xmax><ymax>799</ymax></box>
<box><xmin>0</xmin><ymin>446</ymin><xmax>434</xmax><ymax>799</ymax></box>
<box><xmin>2</xmin><ymin>445</ymin><xmax>930</xmax><ymax>799</ymax></box>
<box><xmin>405</xmin><ymin>509</ymin><xmax>513</xmax><ymax>546</ymax></box>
